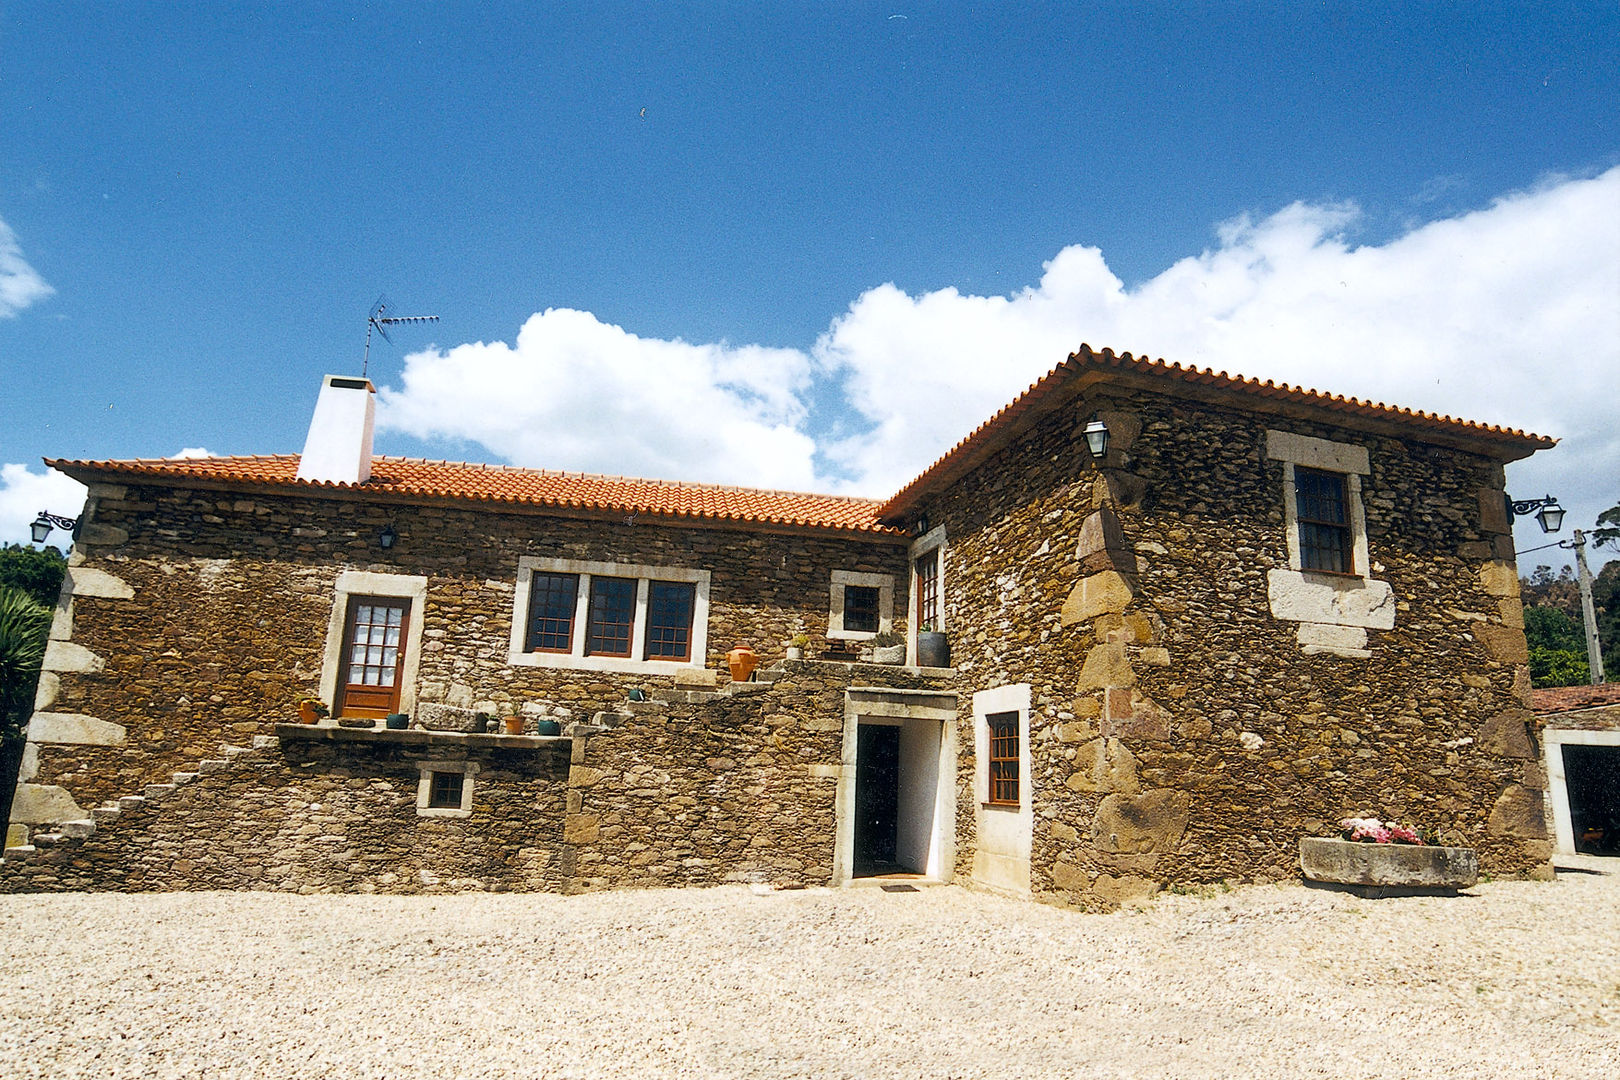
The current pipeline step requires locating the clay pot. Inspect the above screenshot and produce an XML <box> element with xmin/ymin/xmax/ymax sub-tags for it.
<box><xmin>503</xmin><ymin>715</ymin><xmax>525</xmax><ymax>735</ymax></box>
<box><xmin>727</xmin><ymin>645</ymin><xmax>759</xmax><ymax>683</ymax></box>
<box><xmin>298</xmin><ymin>701</ymin><xmax>319</xmax><ymax>725</ymax></box>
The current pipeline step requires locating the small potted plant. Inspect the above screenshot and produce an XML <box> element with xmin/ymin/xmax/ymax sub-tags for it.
<box><xmin>786</xmin><ymin>633</ymin><xmax>810</xmax><ymax>661</ymax></box>
<box><xmin>869</xmin><ymin>631</ymin><xmax>905</xmax><ymax>665</ymax></box>
<box><xmin>503</xmin><ymin>714</ymin><xmax>526</xmax><ymax>735</ymax></box>
<box><xmin>296</xmin><ymin>696</ymin><xmax>329</xmax><ymax>725</ymax></box>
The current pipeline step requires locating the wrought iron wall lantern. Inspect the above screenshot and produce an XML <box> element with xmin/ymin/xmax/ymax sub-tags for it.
<box><xmin>30</xmin><ymin>511</ymin><xmax>78</xmax><ymax>545</ymax></box>
<box><xmin>378</xmin><ymin>523</ymin><xmax>398</xmax><ymax>550</ymax></box>
<box><xmin>1506</xmin><ymin>494</ymin><xmax>1565</xmax><ymax>534</ymax></box>
<box><xmin>1082</xmin><ymin>417</ymin><xmax>1110</xmax><ymax>460</ymax></box>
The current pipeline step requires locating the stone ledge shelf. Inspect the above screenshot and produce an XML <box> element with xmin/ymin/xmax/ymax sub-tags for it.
<box><xmin>272</xmin><ymin>724</ymin><xmax>571</xmax><ymax>751</ymax></box>
<box><xmin>1299</xmin><ymin>837</ymin><xmax>1479</xmax><ymax>897</ymax></box>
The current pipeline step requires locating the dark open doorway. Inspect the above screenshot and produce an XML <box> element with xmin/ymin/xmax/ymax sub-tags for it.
<box><xmin>1564</xmin><ymin>744</ymin><xmax>1620</xmax><ymax>855</ymax></box>
<box><xmin>854</xmin><ymin>723</ymin><xmax>900</xmax><ymax>876</ymax></box>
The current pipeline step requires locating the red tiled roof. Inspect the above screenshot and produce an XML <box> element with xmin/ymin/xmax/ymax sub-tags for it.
<box><xmin>1533</xmin><ymin>683</ymin><xmax>1620</xmax><ymax>715</ymax></box>
<box><xmin>879</xmin><ymin>345</ymin><xmax>1556</xmax><ymax>522</ymax></box>
<box><xmin>47</xmin><ymin>454</ymin><xmax>902</xmax><ymax>536</ymax></box>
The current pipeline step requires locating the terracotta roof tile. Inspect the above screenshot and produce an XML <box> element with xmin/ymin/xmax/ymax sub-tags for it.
<box><xmin>879</xmin><ymin>345</ymin><xmax>1557</xmax><ymax>521</ymax></box>
<box><xmin>48</xmin><ymin>454</ymin><xmax>901</xmax><ymax>536</ymax></box>
<box><xmin>1533</xmin><ymin>683</ymin><xmax>1620</xmax><ymax>715</ymax></box>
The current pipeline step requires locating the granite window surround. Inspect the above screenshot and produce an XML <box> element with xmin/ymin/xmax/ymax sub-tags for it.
<box><xmin>827</xmin><ymin>569</ymin><xmax>896</xmax><ymax>641</ymax></box>
<box><xmin>416</xmin><ymin>760</ymin><xmax>478</xmax><ymax>818</ymax></box>
<box><xmin>508</xmin><ymin>556</ymin><xmax>711</xmax><ymax>675</ymax></box>
<box><xmin>1263</xmin><ymin>429</ymin><xmax>1395</xmax><ymax>658</ymax></box>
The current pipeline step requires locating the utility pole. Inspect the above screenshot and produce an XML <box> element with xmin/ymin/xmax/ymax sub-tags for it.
<box><xmin>1569</xmin><ymin>529</ymin><xmax>1607</xmax><ymax>685</ymax></box>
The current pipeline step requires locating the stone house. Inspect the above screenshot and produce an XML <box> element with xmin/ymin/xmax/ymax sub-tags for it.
<box><xmin>1534</xmin><ymin>683</ymin><xmax>1620</xmax><ymax>856</ymax></box>
<box><xmin>1</xmin><ymin>345</ymin><xmax>1558</xmax><ymax>905</ymax></box>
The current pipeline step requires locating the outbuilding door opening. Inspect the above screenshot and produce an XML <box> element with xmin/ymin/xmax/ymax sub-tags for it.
<box><xmin>854</xmin><ymin>724</ymin><xmax>900</xmax><ymax>875</ymax></box>
<box><xmin>1564</xmin><ymin>744</ymin><xmax>1620</xmax><ymax>855</ymax></box>
<box><xmin>852</xmin><ymin>719</ymin><xmax>945</xmax><ymax>878</ymax></box>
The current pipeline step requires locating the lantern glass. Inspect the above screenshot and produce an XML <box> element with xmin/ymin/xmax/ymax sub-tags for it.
<box><xmin>1535</xmin><ymin>501</ymin><xmax>1565</xmax><ymax>534</ymax></box>
<box><xmin>1082</xmin><ymin>419</ymin><xmax>1109</xmax><ymax>460</ymax></box>
<box><xmin>30</xmin><ymin>516</ymin><xmax>52</xmax><ymax>544</ymax></box>
<box><xmin>379</xmin><ymin>524</ymin><xmax>397</xmax><ymax>549</ymax></box>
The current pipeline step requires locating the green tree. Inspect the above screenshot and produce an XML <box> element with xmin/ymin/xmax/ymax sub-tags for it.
<box><xmin>0</xmin><ymin>544</ymin><xmax>66</xmax><ymax>608</ymax></box>
<box><xmin>1524</xmin><ymin>604</ymin><xmax>1590</xmax><ymax>686</ymax></box>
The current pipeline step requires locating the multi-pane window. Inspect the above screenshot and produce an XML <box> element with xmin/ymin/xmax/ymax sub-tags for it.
<box><xmin>514</xmin><ymin>559</ymin><xmax>708</xmax><ymax>669</ymax></box>
<box><xmin>644</xmin><ymin>581</ymin><xmax>696</xmax><ymax>661</ymax></box>
<box><xmin>427</xmin><ymin>771</ymin><xmax>464</xmax><ymax>810</ymax></box>
<box><xmin>987</xmin><ymin>712</ymin><xmax>1019</xmax><ymax>806</ymax></box>
<box><xmin>585</xmin><ymin>577</ymin><xmax>637</xmax><ymax>657</ymax></box>
<box><xmin>843</xmin><ymin>585</ymin><xmax>881</xmax><ymax>634</ymax></box>
<box><xmin>915</xmin><ymin>552</ymin><xmax>939</xmax><ymax>629</ymax></box>
<box><xmin>347</xmin><ymin>601</ymin><xmax>405</xmax><ymax>687</ymax></box>
<box><xmin>1295</xmin><ymin>468</ymin><xmax>1353</xmax><ymax>575</ymax></box>
<box><xmin>524</xmin><ymin>572</ymin><xmax>578</xmax><ymax>652</ymax></box>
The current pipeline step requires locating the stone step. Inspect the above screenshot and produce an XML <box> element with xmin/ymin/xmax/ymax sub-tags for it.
<box><xmin>625</xmin><ymin>701</ymin><xmax>665</xmax><ymax>715</ymax></box>
<box><xmin>725</xmin><ymin>680</ymin><xmax>773</xmax><ymax>696</ymax></box>
<box><xmin>251</xmin><ymin>735</ymin><xmax>279</xmax><ymax>749</ymax></box>
<box><xmin>196</xmin><ymin>759</ymin><xmax>230</xmax><ymax>775</ymax></box>
<box><xmin>60</xmin><ymin>819</ymin><xmax>96</xmax><ymax>840</ymax></box>
<box><xmin>143</xmin><ymin>783</ymin><xmax>177</xmax><ymax>801</ymax></box>
<box><xmin>173</xmin><ymin>772</ymin><xmax>198</xmax><ymax>785</ymax></box>
<box><xmin>222</xmin><ymin>744</ymin><xmax>252</xmax><ymax>758</ymax></box>
<box><xmin>590</xmin><ymin>711</ymin><xmax>634</xmax><ymax>729</ymax></box>
<box><xmin>92</xmin><ymin>806</ymin><xmax>122</xmax><ymax>824</ymax></box>
<box><xmin>117</xmin><ymin>795</ymin><xmax>147</xmax><ymax>812</ymax></box>
<box><xmin>31</xmin><ymin>832</ymin><xmax>63</xmax><ymax>847</ymax></box>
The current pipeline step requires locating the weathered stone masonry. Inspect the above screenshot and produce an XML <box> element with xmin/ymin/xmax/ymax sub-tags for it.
<box><xmin>907</xmin><ymin>384</ymin><xmax>1548</xmax><ymax>909</ymax></box>
<box><xmin>4</xmin><ymin>348</ymin><xmax>1554</xmax><ymax>906</ymax></box>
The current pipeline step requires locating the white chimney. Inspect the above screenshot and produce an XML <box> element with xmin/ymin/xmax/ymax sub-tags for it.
<box><xmin>296</xmin><ymin>375</ymin><xmax>376</xmax><ymax>485</ymax></box>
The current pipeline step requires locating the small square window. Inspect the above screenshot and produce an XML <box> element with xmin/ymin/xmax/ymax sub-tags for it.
<box><xmin>427</xmin><ymin>771</ymin><xmax>464</xmax><ymax>809</ymax></box>
<box><xmin>843</xmin><ymin>585</ymin><xmax>881</xmax><ymax>634</ymax></box>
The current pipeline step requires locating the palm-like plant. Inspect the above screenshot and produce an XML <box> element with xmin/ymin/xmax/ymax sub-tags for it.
<box><xmin>0</xmin><ymin>585</ymin><xmax>51</xmax><ymax>736</ymax></box>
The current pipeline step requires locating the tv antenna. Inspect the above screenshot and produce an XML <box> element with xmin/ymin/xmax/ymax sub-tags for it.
<box><xmin>363</xmin><ymin>295</ymin><xmax>439</xmax><ymax>377</ymax></box>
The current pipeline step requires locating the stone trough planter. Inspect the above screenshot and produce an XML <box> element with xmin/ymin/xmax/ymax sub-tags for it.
<box><xmin>1299</xmin><ymin>837</ymin><xmax>1479</xmax><ymax>897</ymax></box>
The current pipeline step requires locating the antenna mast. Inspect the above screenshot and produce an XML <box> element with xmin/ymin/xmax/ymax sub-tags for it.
<box><xmin>363</xmin><ymin>295</ymin><xmax>439</xmax><ymax>377</ymax></box>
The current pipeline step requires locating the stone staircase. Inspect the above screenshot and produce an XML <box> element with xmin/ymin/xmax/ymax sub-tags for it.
<box><xmin>4</xmin><ymin>736</ymin><xmax>274</xmax><ymax>859</ymax></box>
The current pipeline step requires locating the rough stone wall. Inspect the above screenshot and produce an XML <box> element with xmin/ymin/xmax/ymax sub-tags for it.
<box><xmin>910</xmin><ymin>388</ymin><xmax>1548</xmax><ymax>909</ymax></box>
<box><xmin>0</xmin><ymin>736</ymin><xmax>573</xmax><ymax>894</ymax></box>
<box><xmin>565</xmin><ymin>661</ymin><xmax>947</xmax><ymax>890</ymax></box>
<box><xmin>22</xmin><ymin>482</ymin><xmax>907</xmax><ymax>825</ymax></box>
<box><xmin>2</xmin><ymin>661</ymin><xmax>948</xmax><ymax>895</ymax></box>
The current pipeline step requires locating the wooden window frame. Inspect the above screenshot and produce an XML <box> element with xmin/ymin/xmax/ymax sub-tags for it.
<box><xmin>585</xmin><ymin>576</ymin><xmax>638</xmax><ymax>658</ymax></box>
<box><xmin>643</xmin><ymin>580</ymin><xmax>697</xmax><ymax>662</ymax></box>
<box><xmin>1294</xmin><ymin>467</ymin><xmax>1355</xmax><ymax>576</ymax></box>
<box><xmin>524</xmin><ymin>571</ymin><xmax>580</xmax><ymax>653</ymax></box>
<box><xmin>842</xmin><ymin>585</ymin><xmax>881</xmax><ymax>635</ymax></box>
<box><xmin>427</xmin><ymin>770</ymin><xmax>464</xmax><ymax>810</ymax></box>
<box><xmin>508</xmin><ymin>558</ymin><xmax>710</xmax><ymax>674</ymax></box>
<box><xmin>986</xmin><ymin>711</ymin><xmax>1020</xmax><ymax>807</ymax></box>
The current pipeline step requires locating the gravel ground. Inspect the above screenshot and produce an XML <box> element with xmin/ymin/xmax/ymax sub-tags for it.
<box><xmin>2</xmin><ymin>869</ymin><xmax>1618</xmax><ymax>1079</ymax></box>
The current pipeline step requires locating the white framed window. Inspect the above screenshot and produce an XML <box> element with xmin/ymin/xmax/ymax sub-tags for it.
<box><xmin>508</xmin><ymin>557</ymin><xmax>710</xmax><ymax>675</ymax></box>
<box><xmin>828</xmin><ymin>570</ymin><xmax>895</xmax><ymax>640</ymax></box>
<box><xmin>417</xmin><ymin>761</ymin><xmax>478</xmax><ymax>818</ymax></box>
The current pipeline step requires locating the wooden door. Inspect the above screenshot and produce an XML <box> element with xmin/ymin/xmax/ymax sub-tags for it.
<box><xmin>335</xmin><ymin>596</ymin><xmax>411</xmax><ymax>719</ymax></box>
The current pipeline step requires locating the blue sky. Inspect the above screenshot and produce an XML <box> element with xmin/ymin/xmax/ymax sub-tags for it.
<box><xmin>1</xmin><ymin>3</ymin><xmax>1617</xmax><ymax>563</ymax></box>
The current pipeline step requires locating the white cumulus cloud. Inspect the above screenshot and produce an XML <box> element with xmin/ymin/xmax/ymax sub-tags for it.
<box><xmin>0</xmin><ymin>216</ymin><xmax>54</xmax><ymax>317</ymax></box>
<box><xmin>379</xmin><ymin>308</ymin><xmax>819</xmax><ymax>490</ymax></box>
<box><xmin>376</xmin><ymin>167</ymin><xmax>1619</xmax><ymax>545</ymax></box>
<box><xmin>0</xmin><ymin>464</ymin><xmax>88</xmax><ymax>548</ymax></box>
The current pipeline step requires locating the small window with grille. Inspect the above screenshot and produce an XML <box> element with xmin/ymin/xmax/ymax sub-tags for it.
<box><xmin>427</xmin><ymin>771</ymin><xmax>464</xmax><ymax>809</ymax></box>
<box><xmin>843</xmin><ymin>585</ymin><xmax>881</xmax><ymax>634</ymax></box>
<box><xmin>986</xmin><ymin>711</ymin><xmax>1019</xmax><ymax>807</ymax></box>
<box><xmin>1295</xmin><ymin>467</ymin><xmax>1354</xmax><ymax>575</ymax></box>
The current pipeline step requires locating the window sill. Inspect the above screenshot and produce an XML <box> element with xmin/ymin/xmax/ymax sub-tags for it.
<box><xmin>416</xmin><ymin>807</ymin><xmax>472</xmax><ymax>819</ymax></box>
<box><xmin>1296</xmin><ymin>567</ymin><xmax>1366</xmax><ymax>582</ymax></box>
<box><xmin>273</xmin><ymin>724</ymin><xmax>570</xmax><ymax>752</ymax></box>
<box><xmin>507</xmin><ymin>650</ymin><xmax>705</xmax><ymax>676</ymax></box>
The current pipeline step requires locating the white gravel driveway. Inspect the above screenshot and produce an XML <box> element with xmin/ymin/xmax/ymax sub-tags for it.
<box><xmin>2</xmin><ymin>868</ymin><xmax>1617</xmax><ymax>1079</ymax></box>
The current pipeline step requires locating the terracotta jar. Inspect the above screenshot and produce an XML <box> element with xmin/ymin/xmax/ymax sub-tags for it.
<box><xmin>727</xmin><ymin>645</ymin><xmax>758</xmax><ymax>683</ymax></box>
<box><xmin>503</xmin><ymin>715</ymin><xmax>526</xmax><ymax>735</ymax></box>
<box><xmin>298</xmin><ymin>701</ymin><xmax>319</xmax><ymax>725</ymax></box>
